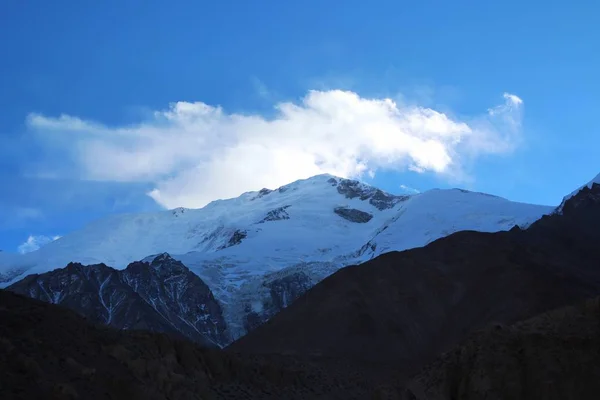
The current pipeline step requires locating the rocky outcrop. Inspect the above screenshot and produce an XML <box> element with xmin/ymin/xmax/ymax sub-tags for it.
<box><xmin>258</xmin><ymin>205</ymin><xmax>291</xmax><ymax>223</ymax></box>
<box><xmin>267</xmin><ymin>271</ymin><xmax>313</xmax><ymax>311</ymax></box>
<box><xmin>557</xmin><ymin>182</ymin><xmax>600</xmax><ymax>215</ymax></box>
<box><xmin>218</xmin><ymin>229</ymin><xmax>247</xmax><ymax>250</ymax></box>
<box><xmin>355</xmin><ymin>240</ymin><xmax>377</xmax><ymax>257</ymax></box>
<box><xmin>251</xmin><ymin>187</ymin><xmax>273</xmax><ymax>200</ymax></box>
<box><xmin>7</xmin><ymin>254</ymin><xmax>228</xmax><ymax>347</ymax></box>
<box><xmin>329</xmin><ymin>177</ymin><xmax>409</xmax><ymax>210</ymax></box>
<box><xmin>242</xmin><ymin>271</ymin><xmax>314</xmax><ymax>333</ymax></box>
<box><xmin>121</xmin><ymin>254</ymin><xmax>228</xmax><ymax>346</ymax></box>
<box><xmin>333</xmin><ymin>207</ymin><xmax>373</xmax><ymax>223</ymax></box>
<box><xmin>171</xmin><ymin>207</ymin><xmax>188</xmax><ymax>217</ymax></box>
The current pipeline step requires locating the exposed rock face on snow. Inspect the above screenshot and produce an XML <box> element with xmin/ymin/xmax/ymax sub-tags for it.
<box><xmin>334</xmin><ymin>207</ymin><xmax>373</xmax><ymax>223</ymax></box>
<box><xmin>332</xmin><ymin>177</ymin><xmax>408</xmax><ymax>210</ymax></box>
<box><xmin>0</xmin><ymin>174</ymin><xmax>553</xmax><ymax>341</ymax></box>
<box><xmin>7</xmin><ymin>254</ymin><xmax>228</xmax><ymax>347</ymax></box>
<box><xmin>217</xmin><ymin>229</ymin><xmax>248</xmax><ymax>250</ymax></box>
<box><xmin>258</xmin><ymin>205</ymin><xmax>291</xmax><ymax>223</ymax></box>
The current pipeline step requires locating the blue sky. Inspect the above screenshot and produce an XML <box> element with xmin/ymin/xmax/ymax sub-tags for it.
<box><xmin>0</xmin><ymin>0</ymin><xmax>598</xmax><ymax>252</ymax></box>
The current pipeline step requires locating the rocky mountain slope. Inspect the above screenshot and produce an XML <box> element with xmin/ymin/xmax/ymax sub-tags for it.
<box><xmin>555</xmin><ymin>171</ymin><xmax>600</xmax><ymax>214</ymax></box>
<box><xmin>7</xmin><ymin>254</ymin><xmax>228</xmax><ymax>347</ymax></box>
<box><xmin>0</xmin><ymin>174</ymin><xmax>551</xmax><ymax>340</ymax></box>
<box><xmin>402</xmin><ymin>296</ymin><xmax>600</xmax><ymax>400</ymax></box>
<box><xmin>229</xmin><ymin>180</ymin><xmax>600</xmax><ymax>377</ymax></box>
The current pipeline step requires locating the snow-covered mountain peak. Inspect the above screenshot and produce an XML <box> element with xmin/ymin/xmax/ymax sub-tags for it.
<box><xmin>0</xmin><ymin>173</ymin><xmax>554</xmax><ymax>340</ymax></box>
<box><xmin>152</xmin><ymin>252</ymin><xmax>172</xmax><ymax>260</ymax></box>
<box><xmin>190</xmin><ymin>174</ymin><xmax>406</xmax><ymax>229</ymax></box>
<box><xmin>0</xmin><ymin>174</ymin><xmax>551</xmax><ymax>281</ymax></box>
<box><xmin>149</xmin><ymin>252</ymin><xmax>180</xmax><ymax>268</ymax></box>
<box><xmin>0</xmin><ymin>174</ymin><xmax>402</xmax><ymax>278</ymax></box>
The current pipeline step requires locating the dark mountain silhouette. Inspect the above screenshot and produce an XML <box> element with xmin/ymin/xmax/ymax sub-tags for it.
<box><xmin>229</xmin><ymin>184</ymin><xmax>600</xmax><ymax>378</ymax></box>
<box><xmin>3</xmin><ymin>281</ymin><xmax>600</xmax><ymax>399</ymax></box>
<box><xmin>0</xmin><ymin>290</ymin><xmax>397</xmax><ymax>399</ymax></box>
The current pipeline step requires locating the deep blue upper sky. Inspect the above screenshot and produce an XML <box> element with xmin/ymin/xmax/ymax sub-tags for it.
<box><xmin>0</xmin><ymin>0</ymin><xmax>598</xmax><ymax>252</ymax></box>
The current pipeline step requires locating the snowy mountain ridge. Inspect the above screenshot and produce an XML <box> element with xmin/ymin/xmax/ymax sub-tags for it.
<box><xmin>0</xmin><ymin>174</ymin><xmax>553</xmax><ymax>340</ymax></box>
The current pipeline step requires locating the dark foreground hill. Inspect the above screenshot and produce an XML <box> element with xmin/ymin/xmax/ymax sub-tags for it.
<box><xmin>401</xmin><ymin>296</ymin><xmax>600</xmax><ymax>400</ymax></box>
<box><xmin>3</xmin><ymin>285</ymin><xmax>600</xmax><ymax>399</ymax></box>
<box><xmin>229</xmin><ymin>184</ymin><xmax>600</xmax><ymax>378</ymax></box>
<box><xmin>0</xmin><ymin>290</ymin><xmax>396</xmax><ymax>400</ymax></box>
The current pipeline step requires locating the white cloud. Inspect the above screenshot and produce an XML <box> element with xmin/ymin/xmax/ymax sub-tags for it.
<box><xmin>503</xmin><ymin>92</ymin><xmax>523</xmax><ymax>106</ymax></box>
<box><xmin>25</xmin><ymin>90</ymin><xmax>524</xmax><ymax>209</ymax></box>
<box><xmin>399</xmin><ymin>184</ymin><xmax>420</xmax><ymax>194</ymax></box>
<box><xmin>18</xmin><ymin>235</ymin><xmax>61</xmax><ymax>254</ymax></box>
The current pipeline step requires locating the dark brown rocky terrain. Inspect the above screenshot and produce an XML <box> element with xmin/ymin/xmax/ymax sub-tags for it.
<box><xmin>402</xmin><ymin>296</ymin><xmax>600</xmax><ymax>400</ymax></box>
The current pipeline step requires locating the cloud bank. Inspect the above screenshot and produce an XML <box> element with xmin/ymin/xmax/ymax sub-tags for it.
<box><xmin>18</xmin><ymin>235</ymin><xmax>61</xmax><ymax>254</ymax></box>
<box><xmin>26</xmin><ymin>90</ymin><xmax>523</xmax><ymax>209</ymax></box>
